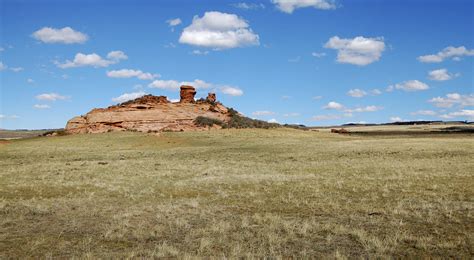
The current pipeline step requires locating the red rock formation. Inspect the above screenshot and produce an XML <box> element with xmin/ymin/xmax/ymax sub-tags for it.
<box><xmin>180</xmin><ymin>85</ymin><xmax>196</xmax><ymax>103</ymax></box>
<box><xmin>206</xmin><ymin>93</ymin><xmax>216</xmax><ymax>103</ymax></box>
<box><xmin>65</xmin><ymin>86</ymin><xmax>231</xmax><ymax>134</ymax></box>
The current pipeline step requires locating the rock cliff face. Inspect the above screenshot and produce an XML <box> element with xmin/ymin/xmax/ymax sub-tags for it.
<box><xmin>65</xmin><ymin>85</ymin><xmax>231</xmax><ymax>134</ymax></box>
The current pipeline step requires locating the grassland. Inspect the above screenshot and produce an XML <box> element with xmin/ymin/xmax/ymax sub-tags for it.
<box><xmin>1</xmin><ymin>128</ymin><xmax>473</xmax><ymax>258</ymax></box>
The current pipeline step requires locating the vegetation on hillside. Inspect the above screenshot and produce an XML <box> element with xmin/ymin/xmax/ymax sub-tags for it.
<box><xmin>195</xmin><ymin>108</ymin><xmax>280</xmax><ymax>129</ymax></box>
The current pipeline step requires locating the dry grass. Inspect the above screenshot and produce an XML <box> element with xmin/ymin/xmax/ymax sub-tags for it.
<box><xmin>0</xmin><ymin>128</ymin><xmax>473</xmax><ymax>257</ymax></box>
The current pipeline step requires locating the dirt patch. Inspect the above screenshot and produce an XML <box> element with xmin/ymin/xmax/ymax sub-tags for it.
<box><xmin>0</xmin><ymin>140</ymin><xmax>10</xmax><ymax>146</ymax></box>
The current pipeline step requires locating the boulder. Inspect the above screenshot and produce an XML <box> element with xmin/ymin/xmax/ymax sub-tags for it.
<box><xmin>180</xmin><ymin>85</ymin><xmax>196</xmax><ymax>103</ymax></box>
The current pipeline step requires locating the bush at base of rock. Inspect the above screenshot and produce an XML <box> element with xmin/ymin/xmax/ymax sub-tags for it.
<box><xmin>194</xmin><ymin>116</ymin><xmax>225</xmax><ymax>127</ymax></box>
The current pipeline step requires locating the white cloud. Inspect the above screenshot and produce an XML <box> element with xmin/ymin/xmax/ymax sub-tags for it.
<box><xmin>347</xmin><ymin>88</ymin><xmax>367</xmax><ymax>98</ymax></box>
<box><xmin>389</xmin><ymin>80</ymin><xmax>429</xmax><ymax>92</ymax></box>
<box><xmin>191</xmin><ymin>50</ymin><xmax>209</xmax><ymax>55</ymax></box>
<box><xmin>429</xmin><ymin>93</ymin><xmax>474</xmax><ymax>108</ymax></box>
<box><xmin>272</xmin><ymin>0</ymin><xmax>336</xmax><ymax>13</ymax></box>
<box><xmin>232</xmin><ymin>2</ymin><xmax>265</xmax><ymax>10</ymax></box>
<box><xmin>27</xmin><ymin>78</ymin><xmax>34</xmax><ymax>84</ymax></box>
<box><xmin>410</xmin><ymin>110</ymin><xmax>437</xmax><ymax>116</ymax></box>
<box><xmin>149</xmin><ymin>79</ymin><xmax>212</xmax><ymax>90</ymax></box>
<box><xmin>107</xmin><ymin>50</ymin><xmax>128</xmax><ymax>61</ymax></box>
<box><xmin>57</xmin><ymin>51</ymin><xmax>127</xmax><ymax>68</ymax></box>
<box><xmin>0</xmin><ymin>61</ymin><xmax>6</xmax><ymax>71</ymax></box>
<box><xmin>345</xmin><ymin>105</ymin><xmax>382</xmax><ymax>113</ymax></box>
<box><xmin>283</xmin><ymin>112</ymin><xmax>300</xmax><ymax>117</ymax></box>
<box><xmin>252</xmin><ymin>111</ymin><xmax>275</xmax><ymax>116</ymax></box>
<box><xmin>220</xmin><ymin>86</ymin><xmax>243</xmax><ymax>96</ymax></box>
<box><xmin>148</xmin><ymin>79</ymin><xmax>181</xmax><ymax>90</ymax></box>
<box><xmin>179</xmin><ymin>11</ymin><xmax>259</xmax><ymax>49</ymax></box>
<box><xmin>312</xmin><ymin>96</ymin><xmax>322</xmax><ymax>100</ymax></box>
<box><xmin>311</xmin><ymin>52</ymin><xmax>326</xmax><ymax>58</ymax></box>
<box><xmin>36</xmin><ymin>93</ymin><xmax>69</xmax><ymax>101</ymax></box>
<box><xmin>325</xmin><ymin>36</ymin><xmax>385</xmax><ymax>66</ymax></box>
<box><xmin>311</xmin><ymin>113</ymin><xmax>351</xmax><ymax>121</ymax></box>
<box><xmin>167</xmin><ymin>18</ymin><xmax>182</xmax><ymax>27</ymax></box>
<box><xmin>390</xmin><ymin>116</ymin><xmax>402</xmax><ymax>122</ymax></box>
<box><xmin>149</xmin><ymin>77</ymin><xmax>243</xmax><ymax>96</ymax></box>
<box><xmin>0</xmin><ymin>47</ymin><xmax>4</xmax><ymax>52</ymax></box>
<box><xmin>32</xmin><ymin>27</ymin><xmax>88</xmax><ymax>44</ymax></box>
<box><xmin>428</xmin><ymin>68</ymin><xmax>458</xmax><ymax>81</ymax></box>
<box><xmin>10</xmin><ymin>67</ymin><xmax>23</xmax><ymax>72</ymax></box>
<box><xmin>107</xmin><ymin>69</ymin><xmax>159</xmax><ymax>80</ymax></box>
<box><xmin>324</xmin><ymin>101</ymin><xmax>344</xmax><ymax>110</ymax></box>
<box><xmin>112</xmin><ymin>91</ymin><xmax>147</xmax><ymax>103</ymax></box>
<box><xmin>33</xmin><ymin>104</ymin><xmax>51</xmax><ymax>109</ymax></box>
<box><xmin>0</xmin><ymin>114</ymin><xmax>19</xmax><ymax>120</ymax></box>
<box><xmin>418</xmin><ymin>46</ymin><xmax>474</xmax><ymax>63</ymax></box>
<box><xmin>371</xmin><ymin>89</ymin><xmax>382</xmax><ymax>95</ymax></box>
<box><xmin>439</xmin><ymin>110</ymin><xmax>474</xmax><ymax>120</ymax></box>
<box><xmin>268</xmin><ymin>118</ymin><xmax>279</xmax><ymax>123</ymax></box>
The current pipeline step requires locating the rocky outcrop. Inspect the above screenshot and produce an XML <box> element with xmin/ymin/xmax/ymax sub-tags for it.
<box><xmin>206</xmin><ymin>93</ymin><xmax>216</xmax><ymax>103</ymax></box>
<box><xmin>65</xmin><ymin>85</ymin><xmax>231</xmax><ymax>134</ymax></box>
<box><xmin>180</xmin><ymin>85</ymin><xmax>196</xmax><ymax>103</ymax></box>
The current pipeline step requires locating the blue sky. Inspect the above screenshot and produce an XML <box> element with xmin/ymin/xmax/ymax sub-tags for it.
<box><xmin>0</xmin><ymin>0</ymin><xmax>473</xmax><ymax>129</ymax></box>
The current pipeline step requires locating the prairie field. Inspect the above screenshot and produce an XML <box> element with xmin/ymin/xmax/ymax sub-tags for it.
<box><xmin>0</xmin><ymin>127</ymin><xmax>473</xmax><ymax>258</ymax></box>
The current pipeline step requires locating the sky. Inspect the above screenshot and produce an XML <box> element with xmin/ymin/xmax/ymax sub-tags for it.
<box><xmin>0</xmin><ymin>0</ymin><xmax>473</xmax><ymax>129</ymax></box>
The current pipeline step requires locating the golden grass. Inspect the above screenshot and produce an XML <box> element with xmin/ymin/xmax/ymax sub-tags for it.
<box><xmin>0</xmin><ymin>128</ymin><xmax>473</xmax><ymax>257</ymax></box>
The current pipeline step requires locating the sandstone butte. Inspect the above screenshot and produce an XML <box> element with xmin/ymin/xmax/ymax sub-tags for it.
<box><xmin>65</xmin><ymin>85</ymin><xmax>231</xmax><ymax>134</ymax></box>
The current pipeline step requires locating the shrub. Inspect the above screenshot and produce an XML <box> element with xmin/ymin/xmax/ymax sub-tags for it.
<box><xmin>194</xmin><ymin>116</ymin><xmax>225</xmax><ymax>127</ymax></box>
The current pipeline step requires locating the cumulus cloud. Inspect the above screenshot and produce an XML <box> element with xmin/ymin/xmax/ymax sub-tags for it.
<box><xmin>410</xmin><ymin>110</ymin><xmax>437</xmax><ymax>116</ymax></box>
<box><xmin>268</xmin><ymin>118</ymin><xmax>279</xmax><ymax>123</ymax></box>
<box><xmin>0</xmin><ymin>114</ymin><xmax>20</xmax><ymax>120</ymax></box>
<box><xmin>388</xmin><ymin>80</ymin><xmax>429</xmax><ymax>92</ymax></box>
<box><xmin>232</xmin><ymin>2</ymin><xmax>265</xmax><ymax>10</ymax></box>
<box><xmin>272</xmin><ymin>0</ymin><xmax>336</xmax><ymax>13</ymax></box>
<box><xmin>33</xmin><ymin>104</ymin><xmax>51</xmax><ymax>109</ymax></box>
<box><xmin>283</xmin><ymin>112</ymin><xmax>300</xmax><ymax>117</ymax></box>
<box><xmin>428</xmin><ymin>93</ymin><xmax>474</xmax><ymax>108</ymax></box>
<box><xmin>220</xmin><ymin>86</ymin><xmax>243</xmax><ymax>96</ymax></box>
<box><xmin>10</xmin><ymin>67</ymin><xmax>23</xmax><ymax>72</ymax></box>
<box><xmin>325</xmin><ymin>36</ymin><xmax>385</xmax><ymax>66</ymax></box>
<box><xmin>149</xmin><ymin>79</ymin><xmax>212</xmax><ymax>90</ymax></box>
<box><xmin>179</xmin><ymin>11</ymin><xmax>259</xmax><ymax>49</ymax></box>
<box><xmin>347</xmin><ymin>88</ymin><xmax>367</xmax><ymax>98</ymax></box>
<box><xmin>107</xmin><ymin>51</ymin><xmax>128</xmax><ymax>61</ymax></box>
<box><xmin>312</xmin><ymin>96</ymin><xmax>323</xmax><ymax>100</ymax></box>
<box><xmin>149</xmin><ymin>77</ymin><xmax>243</xmax><ymax>96</ymax></box>
<box><xmin>0</xmin><ymin>61</ymin><xmax>6</xmax><ymax>71</ymax></box>
<box><xmin>57</xmin><ymin>51</ymin><xmax>127</xmax><ymax>68</ymax></box>
<box><xmin>36</xmin><ymin>93</ymin><xmax>69</xmax><ymax>101</ymax></box>
<box><xmin>428</xmin><ymin>68</ymin><xmax>458</xmax><ymax>81</ymax></box>
<box><xmin>252</xmin><ymin>111</ymin><xmax>275</xmax><ymax>116</ymax></box>
<box><xmin>112</xmin><ymin>91</ymin><xmax>147</xmax><ymax>103</ymax></box>
<box><xmin>324</xmin><ymin>101</ymin><xmax>344</xmax><ymax>110</ymax></box>
<box><xmin>390</xmin><ymin>116</ymin><xmax>403</xmax><ymax>122</ymax></box>
<box><xmin>167</xmin><ymin>18</ymin><xmax>182</xmax><ymax>27</ymax></box>
<box><xmin>418</xmin><ymin>46</ymin><xmax>474</xmax><ymax>63</ymax></box>
<box><xmin>27</xmin><ymin>78</ymin><xmax>34</xmax><ymax>84</ymax></box>
<box><xmin>345</xmin><ymin>105</ymin><xmax>382</xmax><ymax>113</ymax></box>
<box><xmin>32</xmin><ymin>27</ymin><xmax>88</xmax><ymax>44</ymax></box>
<box><xmin>371</xmin><ymin>89</ymin><xmax>382</xmax><ymax>95</ymax></box>
<box><xmin>311</xmin><ymin>52</ymin><xmax>326</xmax><ymax>58</ymax></box>
<box><xmin>107</xmin><ymin>69</ymin><xmax>159</xmax><ymax>80</ymax></box>
<box><xmin>439</xmin><ymin>110</ymin><xmax>474</xmax><ymax>120</ymax></box>
<box><xmin>311</xmin><ymin>113</ymin><xmax>351</xmax><ymax>121</ymax></box>
<box><xmin>191</xmin><ymin>50</ymin><xmax>209</xmax><ymax>55</ymax></box>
